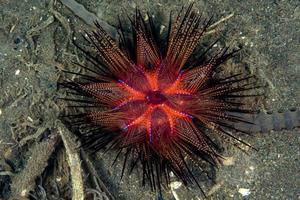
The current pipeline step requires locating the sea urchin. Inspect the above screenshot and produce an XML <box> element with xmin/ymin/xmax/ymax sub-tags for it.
<box><xmin>61</xmin><ymin>4</ymin><xmax>259</xmax><ymax>196</ymax></box>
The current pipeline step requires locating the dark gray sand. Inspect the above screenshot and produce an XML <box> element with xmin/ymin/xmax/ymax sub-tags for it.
<box><xmin>0</xmin><ymin>0</ymin><xmax>299</xmax><ymax>199</ymax></box>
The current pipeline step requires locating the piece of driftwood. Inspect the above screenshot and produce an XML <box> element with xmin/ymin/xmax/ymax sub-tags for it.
<box><xmin>56</xmin><ymin>120</ymin><xmax>85</xmax><ymax>200</ymax></box>
<box><xmin>59</xmin><ymin>0</ymin><xmax>117</xmax><ymax>38</ymax></box>
<box><xmin>9</xmin><ymin>134</ymin><xmax>59</xmax><ymax>200</ymax></box>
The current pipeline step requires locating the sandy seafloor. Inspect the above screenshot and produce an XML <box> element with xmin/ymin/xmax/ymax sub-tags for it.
<box><xmin>0</xmin><ymin>0</ymin><xmax>299</xmax><ymax>200</ymax></box>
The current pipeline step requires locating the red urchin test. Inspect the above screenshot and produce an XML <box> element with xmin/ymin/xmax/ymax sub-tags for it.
<box><xmin>61</xmin><ymin>4</ymin><xmax>260</xmax><ymax>196</ymax></box>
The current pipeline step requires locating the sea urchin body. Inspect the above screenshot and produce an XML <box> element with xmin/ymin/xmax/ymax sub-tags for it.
<box><xmin>62</xmin><ymin>4</ymin><xmax>259</xmax><ymax>195</ymax></box>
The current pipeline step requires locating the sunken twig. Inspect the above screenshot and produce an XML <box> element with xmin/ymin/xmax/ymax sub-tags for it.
<box><xmin>56</xmin><ymin>120</ymin><xmax>85</xmax><ymax>200</ymax></box>
<box><xmin>80</xmin><ymin>150</ymin><xmax>115</xmax><ymax>200</ymax></box>
<box><xmin>205</xmin><ymin>13</ymin><xmax>234</xmax><ymax>36</ymax></box>
<box><xmin>59</xmin><ymin>0</ymin><xmax>117</xmax><ymax>38</ymax></box>
<box><xmin>9</xmin><ymin>134</ymin><xmax>59</xmax><ymax>200</ymax></box>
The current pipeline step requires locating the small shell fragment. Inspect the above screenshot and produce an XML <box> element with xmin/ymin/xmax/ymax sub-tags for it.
<box><xmin>222</xmin><ymin>156</ymin><xmax>235</xmax><ymax>166</ymax></box>
<box><xmin>15</xmin><ymin>69</ymin><xmax>20</xmax><ymax>75</ymax></box>
<box><xmin>170</xmin><ymin>181</ymin><xmax>182</xmax><ymax>190</ymax></box>
<box><xmin>238</xmin><ymin>188</ymin><xmax>251</xmax><ymax>196</ymax></box>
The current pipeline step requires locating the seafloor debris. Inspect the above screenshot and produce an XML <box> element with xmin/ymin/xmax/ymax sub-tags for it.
<box><xmin>57</xmin><ymin>120</ymin><xmax>85</xmax><ymax>200</ymax></box>
<box><xmin>233</xmin><ymin>108</ymin><xmax>300</xmax><ymax>133</ymax></box>
<box><xmin>9</xmin><ymin>134</ymin><xmax>59</xmax><ymax>200</ymax></box>
<box><xmin>59</xmin><ymin>0</ymin><xmax>117</xmax><ymax>37</ymax></box>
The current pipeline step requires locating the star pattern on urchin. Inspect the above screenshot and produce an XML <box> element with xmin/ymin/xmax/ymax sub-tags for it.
<box><xmin>62</xmin><ymin>4</ymin><xmax>259</xmax><ymax>196</ymax></box>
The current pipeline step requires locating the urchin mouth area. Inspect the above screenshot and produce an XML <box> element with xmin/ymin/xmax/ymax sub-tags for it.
<box><xmin>146</xmin><ymin>90</ymin><xmax>167</xmax><ymax>105</ymax></box>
